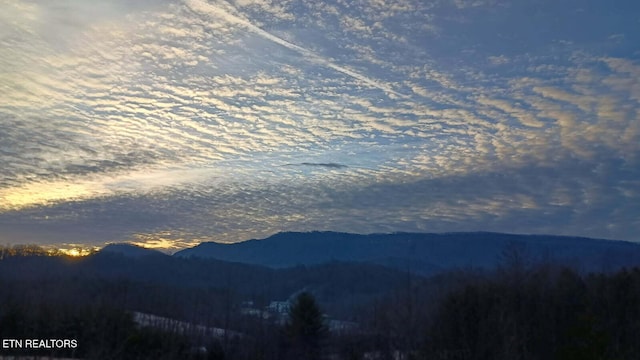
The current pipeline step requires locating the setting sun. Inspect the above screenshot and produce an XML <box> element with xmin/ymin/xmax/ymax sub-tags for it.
<box><xmin>55</xmin><ymin>247</ymin><xmax>97</xmax><ymax>257</ymax></box>
<box><xmin>66</xmin><ymin>248</ymin><xmax>81</xmax><ymax>257</ymax></box>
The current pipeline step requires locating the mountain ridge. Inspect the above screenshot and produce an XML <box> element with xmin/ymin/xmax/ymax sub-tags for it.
<box><xmin>100</xmin><ymin>243</ymin><xmax>167</xmax><ymax>257</ymax></box>
<box><xmin>173</xmin><ymin>231</ymin><xmax>640</xmax><ymax>274</ymax></box>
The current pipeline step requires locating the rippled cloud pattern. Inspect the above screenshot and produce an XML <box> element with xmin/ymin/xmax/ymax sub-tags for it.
<box><xmin>1</xmin><ymin>0</ymin><xmax>639</xmax><ymax>250</ymax></box>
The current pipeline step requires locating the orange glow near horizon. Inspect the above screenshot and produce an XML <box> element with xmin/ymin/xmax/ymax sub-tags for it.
<box><xmin>55</xmin><ymin>246</ymin><xmax>99</xmax><ymax>257</ymax></box>
<box><xmin>128</xmin><ymin>231</ymin><xmax>203</xmax><ymax>253</ymax></box>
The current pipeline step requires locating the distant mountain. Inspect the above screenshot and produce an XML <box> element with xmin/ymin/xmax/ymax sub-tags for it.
<box><xmin>174</xmin><ymin>231</ymin><xmax>640</xmax><ymax>274</ymax></box>
<box><xmin>100</xmin><ymin>243</ymin><xmax>166</xmax><ymax>258</ymax></box>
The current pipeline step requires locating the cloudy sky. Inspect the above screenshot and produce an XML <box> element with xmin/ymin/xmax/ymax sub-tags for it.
<box><xmin>1</xmin><ymin>0</ymin><xmax>639</xmax><ymax>251</ymax></box>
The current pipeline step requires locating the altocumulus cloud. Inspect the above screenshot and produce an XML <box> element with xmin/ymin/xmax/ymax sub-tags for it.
<box><xmin>0</xmin><ymin>0</ymin><xmax>639</xmax><ymax>250</ymax></box>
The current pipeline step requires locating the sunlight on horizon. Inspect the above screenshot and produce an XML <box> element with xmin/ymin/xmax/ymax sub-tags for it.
<box><xmin>55</xmin><ymin>246</ymin><xmax>99</xmax><ymax>257</ymax></box>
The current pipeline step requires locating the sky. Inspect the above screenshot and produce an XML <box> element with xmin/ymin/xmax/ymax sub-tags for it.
<box><xmin>1</xmin><ymin>0</ymin><xmax>639</xmax><ymax>252</ymax></box>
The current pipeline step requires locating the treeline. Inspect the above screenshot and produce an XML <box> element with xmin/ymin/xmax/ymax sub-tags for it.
<box><xmin>232</xmin><ymin>264</ymin><xmax>640</xmax><ymax>360</ymax></box>
<box><xmin>0</xmin><ymin>244</ymin><xmax>56</xmax><ymax>258</ymax></box>
<box><xmin>422</xmin><ymin>265</ymin><xmax>640</xmax><ymax>360</ymax></box>
<box><xmin>1</xmin><ymin>247</ymin><xmax>640</xmax><ymax>359</ymax></box>
<box><xmin>0</xmin><ymin>244</ymin><xmax>99</xmax><ymax>258</ymax></box>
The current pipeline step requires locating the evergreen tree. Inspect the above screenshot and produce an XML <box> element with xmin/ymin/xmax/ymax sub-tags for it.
<box><xmin>285</xmin><ymin>292</ymin><xmax>328</xmax><ymax>360</ymax></box>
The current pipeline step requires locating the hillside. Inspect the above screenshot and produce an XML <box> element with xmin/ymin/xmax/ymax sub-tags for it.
<box><xmin>0</xmin><ymin>249</ymin><xmax>416</xmax><ymax>320</ymax></box>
